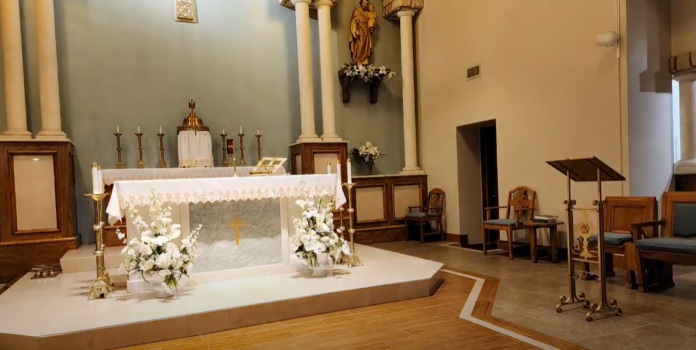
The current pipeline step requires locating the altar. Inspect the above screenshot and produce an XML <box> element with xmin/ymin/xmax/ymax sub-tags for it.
<box><xmin>105</xmin><ymin>172</ymin><xmax>345</xmax><ymax>291</ymax></box>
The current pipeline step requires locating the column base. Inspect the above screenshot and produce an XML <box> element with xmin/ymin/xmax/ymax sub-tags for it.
<box><xmin>321</xmin><ymin>134</ymin><xmax>342</xmax><ymax>142</ymax></box>
<box><xmin>36</xmin><ymin>130</ymin><xmax>69</xmax><ymax>141</ymax></box>
<box><xmin>676</xmin><ymin>159</ymin><xmax>696</xmax><ymax>174</ymax></box>
<box><xmin>296</xmin><ymin>134</ymin><xmax>321</xmax><ymax>143</ymax></box>
<box><xmin>0</xmin><ymin>130</ymin><xmax>33</xmax><ymax>141</ymax></box>
<box><xmin>400</xmin><ymin>167</ymin><xmax>425</xmax><ymax>175</ymax></box>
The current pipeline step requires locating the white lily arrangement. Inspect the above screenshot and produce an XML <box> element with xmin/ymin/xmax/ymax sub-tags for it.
<box><xmin>291</xmin><ymin>189</ymin><xmax>350</xmax><ymax>270</ymax></box>
<box><xmin>350</xmin><ymin>140</ymin><xmax>383</xmax><ymax>173</ymax></box>
<box><xmin>118</xmin><ymin>190</ymin><xmax>202</xmax><ymax>295</ymax></box>
<box><xmin>342</xmin><ymin>63</ymin><xmax>396</xmax><ymax>83</ymax></box>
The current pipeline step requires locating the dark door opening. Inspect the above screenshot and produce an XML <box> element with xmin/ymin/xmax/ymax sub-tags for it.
<box><xmin>480</xmin><ymin>124</ymin><xmax>499</xmax><ymax>250</ymax></box>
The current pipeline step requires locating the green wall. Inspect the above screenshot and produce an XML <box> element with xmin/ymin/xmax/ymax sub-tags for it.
<box><xmin>0</xmin><ymin>0</ymin><xmax>404</xmax><ymax>242</ymax></box>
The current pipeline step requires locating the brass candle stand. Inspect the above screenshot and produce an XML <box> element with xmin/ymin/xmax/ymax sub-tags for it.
<box><xmin>136</xmin><ymin>132</ymin><xmax>145</xmax><ymax>169</ymax></box>
<box><xmin>220</xmin><ymin>132</ymin><xmax>229</xmax><ymax>167</ymax></box>
<box><xmin>85</xmin><ymin>192</ymin><xmax>114</xmax><ymax>300</ymax></box>
<box><xmin>157</xmin><ymin>133</ymin><xmax>167</xmax><ymax>168</ymax></box>
<box><xmin>255</xmin><ymin>133</ymin><xmax>262</xmax><ymax>163</ymax></box>
<box><xmin>232</xmin><ymin>156</ymin><xmax>238</xmax><ymax>176</ymax></box>
<box><xmin>342</xmin><ymin>183</ymin><xmax>362</xmax><ymax>267</ymax></box>
<box><xmin>238</xmin><ymin>132</ymin><xmax>247</xmax><ymax>166</ymax></box>
<box><xmin>114</xmin><ymin>132</ymin><xmax>124</xmax><ymax>169</ymax></box>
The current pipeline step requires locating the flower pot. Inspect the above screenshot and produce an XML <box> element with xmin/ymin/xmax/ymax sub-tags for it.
<box><xmin>338</xmin><ymin>71</ymin><xmax>352</xmax><ymax>103</ymax></box>
<box><xmin>369</xmin><ymin>80</ymin><xmax>381</xmax><ymax>104</ymax></box>
<box><xmin>312</xmin><ymin>252</ymin><xmax>330</xmax><ymax>277</ymax></box>
<box><xmin>146</xmin><ymin>273</ymin><xmax>174</xmax><ymax>298</ymax></box>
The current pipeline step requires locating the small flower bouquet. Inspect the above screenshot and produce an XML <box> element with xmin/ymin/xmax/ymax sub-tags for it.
<box><xmin>342</xmin><ymin>63</ymin><xmax>397</xmax><ymax>83</ymax></box>
<box><xmin>119</xmin><ymin>190</ymin><xmax>202</xmax><ymax>296</ymax></box>
<box><xmin>350</xmin><ymin>140</ymin><xmax>383</xmax><ymax>174</ymax></box>
<box><xmin>291</xmin><ymin>189</ymin><xmax>350</xmax><ymax>274</ymax></box>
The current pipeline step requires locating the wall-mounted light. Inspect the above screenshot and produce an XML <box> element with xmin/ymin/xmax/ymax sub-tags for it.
<box><xmin>596</xmin><ymin>31</ymin><xmax>621</xmax><ymax>58</ymax></box>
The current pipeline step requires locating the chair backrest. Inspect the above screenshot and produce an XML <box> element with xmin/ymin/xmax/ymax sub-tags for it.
<box><xmin>427</xmin><ymin>189</ymin><xmax>445</xmax><ymax>215</ymax></box>
<box><xmin>603</xmin><ymin>196</ymin><xmax>657</xmax><ymax>237</ymax></box>
<box><xmin>661</xmin><ymin>192</ymin><xmax>696</xmax><ymax>238</ymax></box>
<box><xmin>505</xmin><ymin>186</ymin><xmax>535</xmax><ymax>221</ymax></box>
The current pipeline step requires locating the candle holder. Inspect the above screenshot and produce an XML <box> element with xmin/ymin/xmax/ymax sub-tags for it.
<box><xmin>84</xmin><ymin>192</ymin><xmax>114</xmax><ymax>300</ymax></box>
<box><xmin>232</xmin><ymin>156</ymin><xmax>238</xmax><ymax>176</ymax></box>
<box><xmin>238</xmin><ymin>133</ymin><xmax>247</xmax><ymax>166</ymax></box>
<box><xmin>114</xmin><ymin>132</ymin><xmax>124</xmax><ymax>169</ymax></box>
<box><xmin>337</xmin><ymin>206</ymin><xmax>347</xmax><ymax>264</ymax></box>
<box><xmin>157</xmin><ymin>133</ymin><xmax>167</xmax><ymax>168</ymax></box>
<box><xmin>342</xmin><ymin>183</ymin><xmax>362</xmax><ymax>267</ymax></box>
<box><xmin>220</xmin><ymin>132</ymin><xmax>229</xmax><ymax>167</ymax></box>
<box><xmin>255</xmin><ymin>133</ymin><xmax>262</xmax><ymax>163</ymax></box>
<box><xmin>136</xmin><ymin>132</ymin><xmax>145</xmax><ymax>169</ymax></box>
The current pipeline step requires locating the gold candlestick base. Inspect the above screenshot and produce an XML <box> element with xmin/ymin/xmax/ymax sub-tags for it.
<box><xmin>85</xmin><ymin>192</ymin><xmax>114</xmax><ymax>300</ymax></box>
<box><xmin>158</xmin><ymin>133</ymin><xmax>167</xmax><ymax>168</ymax></box>
<box><xmin>114</xmin><ymin>133</ymin><xmax>125</xmax><ymax>169</ymax></box>
<box><xmin>342</xmin><ymin>183</ymin><xmax>362</xmax><ymax>267</ymax></box>
<box><xmin>220</xmin><ymin>133</ymin><xmax>229</xmax><ymax>167</ymax></box>
<box><xmin>136</xmin><ymin>133</ymin><xmax>145</xmax><ymax>169</ymax></box>
<box><xmin>238</xmin><ymin>133</ymin><xmax>247</xmax><ymax>166</ymax></box>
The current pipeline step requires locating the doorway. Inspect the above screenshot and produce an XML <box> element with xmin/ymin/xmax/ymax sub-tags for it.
<box><xmin>456</xmin><ymin>120</ymin><xmax>499</xmax><ymax>250</ymax></box>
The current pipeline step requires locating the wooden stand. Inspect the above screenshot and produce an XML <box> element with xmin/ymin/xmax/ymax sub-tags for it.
<box><xmin>290</xmin><ymin>142</ymin><xmax>349</xmax><ymax>180</ymax></box>
<box><xmin>548</xmin><ymin>157</ymin><xmax>624</xmax><ymax>322</ymax></box>
<box><xmin>0</xmin><ymin>141</ymin><xmax>80</xmax><ymax>281</ymax></box>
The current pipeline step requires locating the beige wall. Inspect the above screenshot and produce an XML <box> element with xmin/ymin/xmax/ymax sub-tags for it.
<box><xmin>416</xmin><ymin>0</ymin><xmax>626</xmax><ymax>241</ymax></box>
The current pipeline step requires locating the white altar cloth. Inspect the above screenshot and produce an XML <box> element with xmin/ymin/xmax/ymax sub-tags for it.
<box><xmin>101</xmin><ymin>166</ymin><xmax>286</xmax><ymax>185</ymax></box>
<box><xmin>106</xmin><ymin>174</ymin><xmax>345</xmax><ymax>224</ymax></box>
<box><xmin>178</xmin><ymin>130</ymin><xmax>214</xmax><ymax>168</ymax></box>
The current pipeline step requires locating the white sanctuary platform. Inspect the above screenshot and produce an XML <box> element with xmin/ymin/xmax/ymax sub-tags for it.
<box><xmin>0</xmin><ymin>245</ymin><xmax>443</xmax><ymax>350</ymax></box>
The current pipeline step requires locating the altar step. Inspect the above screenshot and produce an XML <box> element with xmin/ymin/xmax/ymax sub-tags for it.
<box><xmin>60</xmin><ymin>244</ymin><xmax>124</xmax><ymax>274</ymax></box>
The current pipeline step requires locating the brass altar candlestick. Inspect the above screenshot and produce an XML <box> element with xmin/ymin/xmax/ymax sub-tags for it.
<box><xmin>85</xmin><ymin>186</ymin><xmax>114</xmax><ymax>300</ymax></box>
<box><xmin>114</xmin><ymin>132</ymin><xmax>124</xmax><ymax>169</ymax></box>
<box><xmin>255</xmin><ymin>133</ymin><xmax>262</xmax><ymax>163</ymax></box>
<box><xmin>238</xmin><ymin>132</ymin><xmax>247</xmax><ymax>166</ymax></box>
<box><xmin>157</xmin><ymin>133</ymin><xmax>167</xmax><ymax>168</ymax></box>
<box><xmin>136</xmin><ymin>132</ymin><xmax>145</xmax><ymax>169</ymax></box>
<box><xmin>220</xmin><ymin>132</ymin><xmax>229</xmax><ymax>167</ymax></box>
<box><xmin>232</xmin><ymin>156</ymin><xmax>238</xmax><ymax>176</ymax></box>
<box><xmin>342</xmin><ymin>183</ymin><xmax>362</xmax><ymax>267</ymax></box>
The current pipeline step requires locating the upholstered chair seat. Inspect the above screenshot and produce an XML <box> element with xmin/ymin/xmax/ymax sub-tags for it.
<box><xmin>482</xmin><ymin>219</ymin><xmax>517</xmax><ymax>226</ymax></box>
<box><xmin>588</xmin><ymin>232</ymin><xmax>634</xmax><ymax>246</ymax></box>
<box><xmin>636</xmin><ymin>237</ymin><xmax>696</xmax><ymax>255</ymax></box>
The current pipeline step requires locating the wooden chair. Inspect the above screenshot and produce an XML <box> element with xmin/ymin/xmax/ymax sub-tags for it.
<box><xmin>631</xmin><ymin>192</ymin><xmax>696</xmax><ymax>292</ymax></box>
<box><xmin>406</xmin><ymin>189</ymin><xmax>445</xmax><ymax>244</ymax></box>
<box><xmin>585</xmin><ymin>197</ymin><xmax>657</xmax><ymax>289</ymax></box>
<box><xmin>482</xmin><ymin>186</ymin><xmax>536</xmax><ymax>259</ymax></box>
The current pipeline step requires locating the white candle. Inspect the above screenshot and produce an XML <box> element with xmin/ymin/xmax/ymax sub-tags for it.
<box><xmin>239</xmin><ymin>126</ymin><xmax>243</xmax><ymax>134</ymax></box>
<box><xmin>327</xmin><ymin>162</ymin><xmax>332</xmax><ymax>174</ymax></box>
<box><xmin>137</xmin><ymin>126</ymin><xmax>141</xmax><ymax>133</ymax></box>
<box><xmin>256</xmin><ymin>129</ymin><xmax>260</xmax><ymax>135</ymax></box>
<box><xmin>347</xmin><ymin>161</ymin><xmax>353</xmax><ymax>184</ymax></box>
<box><xmin>116</xmin><ymin>125</ymin><xmax>120</xmax><ymax>133</ymax></box>
<box><xmin>336</xmin><ymin>161</ymin><xmax>342</xmax><ymax>183</ymax></box>
<box><xmin>97</xmin><ymin>166</ymin><xmax>104</xmax><ymax>194</ymax></box>
<box><xmin>222</xmin><ymin>128</ymin><xmax>225</xmax><ymax>135</ymax></box>
<box><xmin>159</xmin><ymin>124</ymin><xmax>162</xmax><ymax>134</ymax></box>
<box><xmin>91</xmin><ymin>163</ymin><xmax>100</xmax><ymax>194</ymax></box>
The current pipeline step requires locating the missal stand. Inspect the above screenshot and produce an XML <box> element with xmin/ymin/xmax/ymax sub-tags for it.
<box><xmin>547</xmin><ymin>157</ymin><xmax>624</xmax><ymax>322</ymax></box>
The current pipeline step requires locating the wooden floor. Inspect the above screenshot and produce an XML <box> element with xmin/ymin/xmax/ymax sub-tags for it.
<box><xmin>116</xmin><ymin>270</ymin><xmax>576</xmax><ymax>350</ymax></box>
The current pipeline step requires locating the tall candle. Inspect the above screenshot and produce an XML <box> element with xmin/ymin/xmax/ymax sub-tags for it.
<box><xmin>97</xmin><ymin>166</ymin><xmax>104</xmax><ymax>194</ymax></box>
<box><xmin>91</xmin><ymin>163</ymin><xmax>100</xmax><ymax>194</ymax></box>
<box><xmin>137</xmin><ymin>126</ymin><xmax>141</xmax><ymax>133</ymax></box>
<box><xmin>336</xmin><ymin>161</ymin><xmax>342</xmax><ymax>183</ymax></box>
<box><xmin>327</xmin><ymin>162</ymin><xmax>332</xmax><ymax>174</ymax></box>
<box><xmin>159</xmin><ymin>124</ymin><xmax>163</xmax><ymax>134</ymax></box>
<box><xmin>256</xmin><ymin>129</ymin><xmax>260</xmax><ymax>135</ymax></box>
<box><xmin>116</xmin><ymin>125</ymin><xmax>120</xmax><ymax>133</ymax></box>
<box><xmin>347</xmin><ymin>161</ymin><xmax>352</xmax><ymax>184</ymax></box>
<box><xmin>239</xmin><ymin>126</ymin><xmax>243</xmax><ymax>134</ymax></box>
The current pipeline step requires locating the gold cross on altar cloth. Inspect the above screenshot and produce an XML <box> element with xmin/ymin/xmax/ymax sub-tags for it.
<box><xmin>226</xmin><ymin>217</ymin><xmax>247</xmax><ymax>246</ymax></box>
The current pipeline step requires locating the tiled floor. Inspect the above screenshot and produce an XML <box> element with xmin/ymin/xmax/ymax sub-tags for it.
<box><xmin>374</xmin><ymin>241</ymin><xmax>696</xmax><ymax>350</ymax></box>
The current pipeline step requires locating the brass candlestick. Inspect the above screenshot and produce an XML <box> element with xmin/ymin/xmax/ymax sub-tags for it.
<box><xmin>239</xmin><ymin>132</ymin><xmax>247</xmax><ymax>166</ymax></box>
<box><xmin>85</xmin><ymin>191</ymin><xmax>114</xmax><ymax>300</ymax></box>
<box><xmin>157</xmin><ymin>133</ymin><xmax>167</xmax><ymax>168</ymax></box>
<box><xmin>220</xmin><ymin>132</ymin><xmax>229</xmax><ymax>167</ymax></box>
<box><xmin>342</xmin><ymin>183</ymin><xmax>362</xmax><ymax>267</ymax></box>
<box><xmin>114</xmin><ymin>133</ymin><xmax>124</xmax><ymax>169</ymax></box>
<box><xmin>136</xmin><ymin>132</ymin><xmax>145</xmax><ymax>169</ymax></box>
<box><xmin>255</xmin><ymin>133</ymin><xmax>262</xmax><ymax>163</ymax></box>
<box><xmin>232</xmin><ymin>156</ymin><xmax>238</xmax><ymax>176</ymax></box>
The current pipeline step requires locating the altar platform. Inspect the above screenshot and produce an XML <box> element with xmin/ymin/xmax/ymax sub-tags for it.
<box><xmin>0</xmin><ymin>245</ymin><xmax>443</xmax><ymax>350</ymax></box>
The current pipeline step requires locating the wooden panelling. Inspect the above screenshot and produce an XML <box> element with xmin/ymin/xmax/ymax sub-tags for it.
<box><xmin>355</xmin><ymin>185</ymin><xmax>387</xmax><ymax>223</ymax></box>
<box><xmin>0</xmin><ymin>141</ymin><xmax>78</xmax><ymax>280</ymax></box>
<box><xmin>393</xmin><ymin>183</ymin><xmax>422</xmax><ymax>220</ymax></box>
<box><xmin>675</xmin><ymin>174</ymin><xmax>696</xmax><ymax>191</ymax></box>
<box><xmin>290</xmin><ymin>142</ymin><xmax>348</xmax><ymax>181</ymax></box>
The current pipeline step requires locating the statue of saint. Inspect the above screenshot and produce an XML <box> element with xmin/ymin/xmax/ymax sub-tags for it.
<box><xmin>349</xmin><ymin>0</ymin><xmax>376</xmax><ymax>65</ymax></box>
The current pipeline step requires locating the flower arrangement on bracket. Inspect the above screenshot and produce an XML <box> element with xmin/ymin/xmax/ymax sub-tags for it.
<box><xmin>118</xmin><ymin>190</ymin><xmax>202</xmax><ymax>296</ymax></box>
<box><xmin>291</xmin><ymin>186</ymin><xmax>350</xmax><ymax>271</ymax></box>
<box><xmin>350</xmin><ymin>140</ymin><xmax>384</xmax><ymax>174</ymax></box>
<box><xmin>339</xmin><ymin>64</ymin><xmax>397</xmax><ymax>104</ymax></box>
<box><xmin>341</xmin><ymin>63</ymin><xmax>397</xmax><ymax>83</ymax></box>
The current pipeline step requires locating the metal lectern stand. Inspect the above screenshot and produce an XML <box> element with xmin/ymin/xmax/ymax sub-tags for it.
<box><xmin>547</xmin><ymin>157</ymin><xmax>624</xmax><ymax>322</ymax></box>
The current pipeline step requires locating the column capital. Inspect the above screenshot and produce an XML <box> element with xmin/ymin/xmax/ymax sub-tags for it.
<box><xmin>314</xmin><ymin>0</ymin><xmax>337</xmax><ymax>8</ymax></box>
<box><xmin>383</xmin><ymin>0</ymin><xmax>423</xmax><ymax>20</ymax></box>
<box><xmin>280</xmin><ymin>0</ymin><xmax>339</xmax><ymax>9</ymax></box>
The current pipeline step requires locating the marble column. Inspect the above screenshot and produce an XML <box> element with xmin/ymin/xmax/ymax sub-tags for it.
<box><xmin>316</xmin><ymin>0</ymin><xmax>341</xmax><ymax>141</ymax></box>
<box><xmin>676</xmin><ymin>73</ymin><xmax>696</xmax><ymax>173</ymax></box>
<box><xmin>291</xmin><ymin>0</ymin><xmax>319</xmax><ymax>142</ymax></box>
<box><xmin>34</xmin><ymin>0</ymin><xmax>68</xmax><ymax>141</ymax></box>
<box><xmin>0</xmin><ymin>0</ymin><xmax>32</xmax><ymax>140</ymax></box>
<box><xmin>397</xmin><ymin>10</ymin><xmax>423</xmax><ymax>174</ymax></box>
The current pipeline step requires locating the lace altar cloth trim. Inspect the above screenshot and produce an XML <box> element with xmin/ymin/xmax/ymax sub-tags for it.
<box><xmin>106</xmin><ymin>174</ymin><xmax>345</xmax><ymax>225</ymax></box>
<box><xmin>101</xmin><ymin>167</ymin><xmax>286</xmax><ymax>185</ymax></box>
<box><xmin>178</xmin><ymin>159</ymin><xmax>214</xmax><ymax>168</ymax></box>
